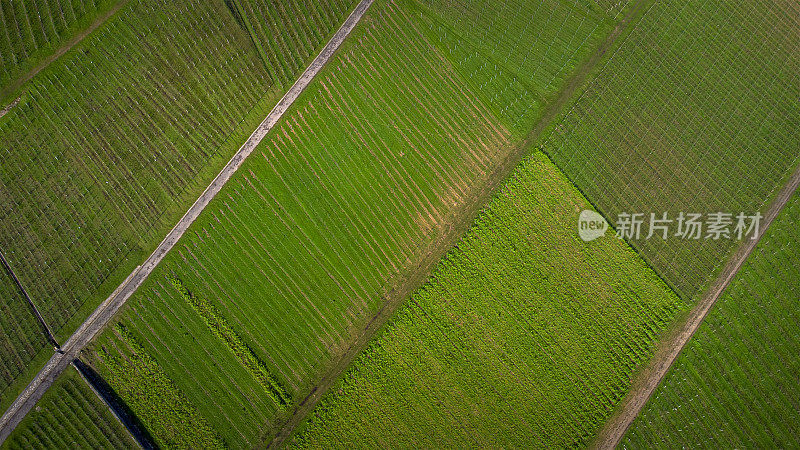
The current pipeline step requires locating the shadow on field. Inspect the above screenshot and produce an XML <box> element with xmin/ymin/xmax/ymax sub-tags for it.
<box><xmin>73</xmin><ymin>358</ymin><xmax>158</xmax><ymax>449</ymax></box>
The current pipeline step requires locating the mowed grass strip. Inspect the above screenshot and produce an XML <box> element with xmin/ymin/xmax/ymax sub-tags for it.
<box><xmin>543</xmin><ymin>0</ymin><xmax>800</xmax><ymax>301</ymax></box>
<box><xmin>87</xmin><ymin>0</ymin><xmax>522</xmax><ymax>444</ymax></box>
<box><xmin>290</xmin><ymin>152</ymin><xmax>683</xmax><ymax>448</ymax></box>
<box><xmin>623</xmin><ymin>190</ymin><xmax>800</xmax><ymax>448</ymax></box>
<box><xmin>3</xmin><ymin>365</ymin><xmax>137</xmax><ymax>449</ymax></box>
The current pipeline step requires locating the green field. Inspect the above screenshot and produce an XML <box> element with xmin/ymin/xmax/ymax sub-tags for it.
<box><xmin>0</xmin><ymin>0</ymin><xmax>354</xmax><ymax>407</ymax></box>
<box><xmin>290</xmin><ymin>152</ymin><xmax>682</xmax><ymax>448</ymax></box>
<box><xmin>0</xmin><ymin>261</ymin><xmax>47</xmax><ymax>399</ymax></box>
<box><xmin>622</xmin><ymin>190</ymin><xmax>800</xmax><ymax>448</ymax></box>
<box><xmin>2</xmin><ymin>365</ymin><xmax>136</xmax><ymax>449</ymax></box>
<box><xmin>85</xmin><ymin>1</ymin><xmax>516</xmax><ymax>444</ymax></box>
<box><xmin>542</xmin><ymin>0</ymin><xmax>800</xmax><ymax>301</ymax></box>
<box><xmin>3</xmin><ymin>0</ymin><xmax>797</xmax><ymax>447</ymax></box>
<box><xmin>76</xmin><ymin>0</ymin><xmax>653</xmax><ymax>445</ymax></box>
<box><xmin>418</xmin><ymin>0</ymin><xmax>617</xmax><ymax>134</ymax></box>
<box><xmin>0</xmin><ymin>0</ymin><xmax>118</xmax><ymax>96</ymax></box>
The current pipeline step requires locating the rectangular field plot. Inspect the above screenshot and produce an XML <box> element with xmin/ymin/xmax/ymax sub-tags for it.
<box><xmin>290</xmin><ymin>152</ymin><xmax>683</xmax><ymax>448</ymax></box>
<box><xmin>543</xmin><ymin>0</ymin><xmax>800</xmax><ymax>301</ymax></box>
<box><xmin>0</xmin><ymin>0</ymin><xmax>355</xmax><ymax>396</ymax></box>
<box><xmin>3</xmin><ymin>365</ymin><xmax>137</xmax><ymax>449</ymax></box>
<box><xmin>87</xmin><ymin>0</ymin><xmax>522</xmax><ymax>445</ymax></box>
<box><xmin>623</xmin><ymin>190</ymin><xmax>800</xmax><ymax>448</ymax></box>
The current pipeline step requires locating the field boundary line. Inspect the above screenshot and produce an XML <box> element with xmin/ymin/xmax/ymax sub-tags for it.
<box><xmin>72</xmin><ymin>359</ymin><xmax>153</xmax><ymax>449</ymax></box>
<box><xmin>0</xmin><ymin>0</ymin><xmax>375</xmax><ymax>441</ymax></box>
<box><xmin>592</xmin><ymin>162</ymin><xmax>800</xmax><ymax>449</ymax></box>
<box><xmin>266</xmin><ymin>0</ymin><xmax>654</xmax><ymax>446</ymax></box>
<box><xmin>0</xmin><ymin>250</ymin><xmax>59</xmax><ymax>349</ymax></box>
<box><xmin>0</xmin><ymin>0</ymin><xmax>130</xmax><ymax>105</ymax></box>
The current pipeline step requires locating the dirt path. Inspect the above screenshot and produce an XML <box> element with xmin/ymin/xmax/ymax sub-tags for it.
<box><xmin>265</xmin><ymin>1</ymin><xmax>654</xmax><ymax>447</ymax></box>
<box><xmin>0</xmin><ymin>0</ymin><xmax>375</xmax><ymax>442</ymax></box>
<box><xmin>0</xmin><ymin>97</ymin><xmax>20</xmax><ymax>119</ymax></box>
<box><xmin>592</xmin><ymin>162</ymin><xmax>800</xmax><ymax>449</ymax></box>
<box><xmin>0</xmin><ymin>0</ymin><xmax>130</xmax><ymax>104</ymax></box>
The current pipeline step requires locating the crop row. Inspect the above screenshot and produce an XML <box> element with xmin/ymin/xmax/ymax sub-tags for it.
<box><xmin>236</xmin><ymin>0</ymin><xmax>356</xmax><ymax>87</ymax></box>
<box><xmin>167</xmin><ymin>275</ymin><xmax>291</xmax><ymax>407</ymax></box>
<box><xmin>0</xmin><ymin>0</ymin><xmax>115</xmax><ymax>92</ymax></box>
<box><xmin>417</xmin><ymin>0</ymin><xmax>611</xmax><ymax>133</ymax></box>
<box><xmin>4</xmin><ymin>365</ymin><xmax>136</xmax><ymax>449</ymax></box>
<box><xmin>0</xmin><ymin>266</ymin><xmax>47</xmax><ymax>398</ymax></box>
<box><xmin>90</xmin><ymin>324</ymin><xmax>224</xmax><ymax>449</ymax></box>
<box><xmin>542</xmin><ymin>0</ymin><xmax>800</xmax><ymax>301</ymax></box>
<box><xmin>0</xmin><ymin>0</ymin><xmax>355</xmax><ymax>398</ymax></box>
<box><xmin>623</xmin><ymin>190</ymin><xmax>800</xmax><ymax>448</ymax></box>
<box><xmin>291</xmin><ymin>152</ymin><xmax>683</xmax><ymax>448</ymax></box>
<box><xmin>88</xmin><ymin>0</ymin><xmax>518</xmax><ymax>444</ymax></box>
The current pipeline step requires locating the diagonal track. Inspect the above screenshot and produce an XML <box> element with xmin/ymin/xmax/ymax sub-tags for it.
<box><xmin>0</xmin><ymin>0</ymin><xmax>375</xmax><ymax>441</ymax></box>
<box><xmin>593</xmin><ymin>162</ymin><xmax>800</xmax><ymax>449</ymax></box>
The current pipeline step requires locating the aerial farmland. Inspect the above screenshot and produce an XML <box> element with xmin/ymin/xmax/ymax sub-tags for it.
<box><xmin>0</xmin><ymin>0</ymin><xmax>797</xmax><ymax>448</ymax></box>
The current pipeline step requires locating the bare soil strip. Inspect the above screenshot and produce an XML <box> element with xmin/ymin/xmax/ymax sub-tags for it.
<box><xmin>592</xmin><ymin>162</ymin><xmax>800</xmax><ymax>449</ymax></box>
<box><xmin>265</xmin><ymin>1</ymin><xmax>653</xmax><ymax>447</ymax></box>
<box><xmin>0</xmin><ymin>0</ymin><xmax>375</xmax><ymax>441</ymax></box>
<box><xmin>0</xmin><ymin>251</ymin><xmax>59</xmax><ymax>349</ymax></box>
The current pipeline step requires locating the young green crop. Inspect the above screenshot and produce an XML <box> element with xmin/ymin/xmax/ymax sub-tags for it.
<box><xmin>90</xmin><ymin>324</ymin><xmax>224</xmax><ymax>449</ymax></box>
<box><xmin>290</xmin><ymin>152</ymin><xmax>684</xmax><ymax>448</ymax></box>
<box><xmin>3</xmin><ymin>365</ymin><xmax>137</xmax><ymax>449</ymax></box>
<box><xmin>623</xmin><ymin>190</ymin><xmax>800</xmax><ymax>448</ymax></box>
<box><xmin>0</xmin><ymin>0</ymin><xmax>356</xmax><ymax>408</ymax></box>
<box><xmin>84</xmin><ymin>0</ymin><xmax>635</xmax><ymax>445</ymax></box>
<box><xmin>0</xmin><ymin>0</ymin><xmax>118</xmax><ymax>96</ymax></box>
<box><xmin>542</xmin><ymin>0</ymin><xmax>800</xmax><ymax>302</ymax></box>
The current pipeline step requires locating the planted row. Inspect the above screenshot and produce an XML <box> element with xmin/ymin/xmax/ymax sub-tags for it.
<box><xmin>91</xmin><ymin>324</ymin><xmax>224</xmax><ymax>449</ymax></box>
<box><xmin>623</xmin><ymin>190</ymin><xmax>800</xmax><ymax>448</ymax></box>
<box><xmin>167</xmin><ymin>275</ymin><xmax>290</xmax><ymax>407</ymax></box>
<box><xmin>292</xmin><ymin>152</ymin><xmax>684</xmax><ymax>448</ymax></box>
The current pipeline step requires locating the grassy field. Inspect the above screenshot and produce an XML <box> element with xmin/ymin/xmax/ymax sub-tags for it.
<box><xmin>232</xmin><ymin>0</ymin><xmax>355</xmax><ymax>88</ymax></box>
<box><xmin>0</xmin><ymin>0</ymin><xmax>119</xmax><ymax>97</ymax></box>
<box><xmin>622</xmin><ymin>190</ymin><xmax>800</xmax><ymax>448</ymax></box>
<box><xmin>542</xmin><ymin>0</ymin><xmax>800</xmax><ymax>301</ymax></box>
<box><xmin>75</xmin><ymin>0</ymin><xmax>648</xmax><ymax>445</ymax></box>
<box><xmin>417</xmin><ymin>0</ymin><xmax>618</xmax><ymax>135</ymax></box>
<box><xmin>0</xmin><ymin>261</ymin><xmax>47</xmax><ymax>399</ymax></box>
<box><xmin>2</xmin><ymin>365</ymin><xmax>136</xmax><ymax>449</ymax></box>
<box><xmin>0</xmin><ymin>0</ymin><xmax>355</xmax><ymax>406</ymax></box>
<box><xmin>289</xmin><ymin>152</ymin><xmax>682</xmax><ymax>448</ymax></box>
<box><xmin>85</xmin><ymin>1</ymin><xmax>516</xmax><ymax>445</ymax></box>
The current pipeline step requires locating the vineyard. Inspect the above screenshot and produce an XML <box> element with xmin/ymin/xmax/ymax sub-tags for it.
<box><xmin>82</xmin><ymin>0</ymin><xmax>523</xmax><ymax>444</ymax></box>
<box><xmin>622</xmin><ymin>191</ymin><xmax>800</xmax><ymax>448</ymax></box>
<box><xmin>0</xmin><ymin>0</ymin><xmax>354</xmax><ymax>406</ymax></box>
<box><xmin>3</xmin><ymin>365</ymin><xmax>136</xmax><ymax>449</ymax></box>
<box><xmin>542</xmin><ymin>0</ymin><xmax>800</xmax><ymax>301</ymax></box>
<box><xmin>0</xmin><ymin>0</ymin><xmax>118</xmax><ymax>96</ymax></box>
<box><xmin>290</xmin><ymin>152</ymin><xmax>683</xmax><ymax>448</ymax></box>
<box><xmin>0</xmin><ymin>261</ymin><xmax>47</xmax><ymax>402</ymax></box>
<box><xmin>231</xmin><ymin>0</ymin><xmax>356</xmax><ymax>88</ymax></box>
<box><xmin>0</xmin><ymin>0</ymin><xmax>797</xmax><ymax>446</ymax></box>
<box><xmin>417</xmin><ymin>0</ymin><xmax>618</xmax><ymax>134</ymax></box>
